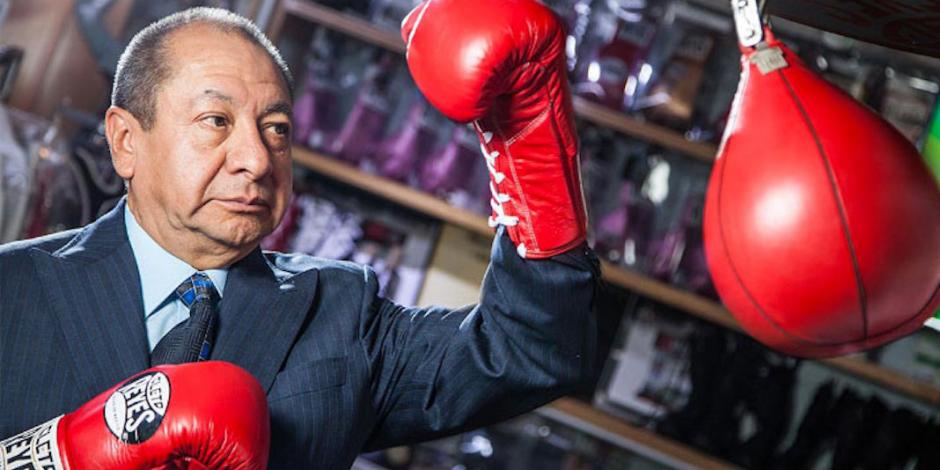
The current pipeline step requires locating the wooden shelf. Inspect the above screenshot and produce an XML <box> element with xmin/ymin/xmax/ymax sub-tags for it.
<box><xmin>292</xmin><ymin>145</ymin><xmax>940</xmax><ymax>406</ymax></box>
<box><xmin>600</xmin><ymin>260</ymin><xmax>741</xmax><ymax>331</ymax></box>
<box><xmin>293</xmin><ymin>147</ymin><xmax>492</xmax><ymax>236</ymax></box>
<box><xmin>572</xmin><ymin>97</ymin><xmax>717</xmax><ymax>162</ymax></box>
<box><xmin>540</xmin><ymin>398</ymin><xmax>741</xmax><ymax>470</ymax></box>
<box><xmin>280</xmin><ymin>0</ymin><xmax>406</xmax><ymax>54</ymax></box>
<box><xmin>278</xmin><ymin>0</ymin><xmax>717</xmax><ymax>162</ymax></box>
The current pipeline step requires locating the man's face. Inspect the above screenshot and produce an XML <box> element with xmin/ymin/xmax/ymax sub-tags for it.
<box><xmin>130</xmin><ymin>25</ymin><xmax>292</xmax><ymax>257</ymax></box>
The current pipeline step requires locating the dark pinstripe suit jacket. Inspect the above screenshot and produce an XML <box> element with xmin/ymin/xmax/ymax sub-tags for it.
<box><xmin>0</xmin><ymin>201</ymin><xmax>598</xmax><ymax>468</ymax></box>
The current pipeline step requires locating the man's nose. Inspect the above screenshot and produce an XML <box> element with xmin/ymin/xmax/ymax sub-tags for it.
<box><xmin>227</xmin><ymin>123</ymin><xmax>273</xmax><ymax>180</ymax></box>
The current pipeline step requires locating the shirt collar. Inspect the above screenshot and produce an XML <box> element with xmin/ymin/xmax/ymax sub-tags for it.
<box><xmin>125</xmin><ymin>205</ymin><xmax>228</xmax><ymax>317</ymax></box>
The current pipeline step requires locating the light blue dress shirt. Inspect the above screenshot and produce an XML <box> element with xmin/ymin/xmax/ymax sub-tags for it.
<box><xmin>124</xmin><ymin>206</ymin><xmax>228</xmax><ymax>351</ymax></box>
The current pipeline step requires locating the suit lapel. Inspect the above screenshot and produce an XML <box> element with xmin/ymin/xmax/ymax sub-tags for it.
<box><xmin>212</xmin><ymin>249</ymin><xmax>319</xmax><ymax>393</ymax></box>
<box><xmin>30</xmin><ymin>201</ymin><xmax>151</xmax><ymax>398</ymax></box>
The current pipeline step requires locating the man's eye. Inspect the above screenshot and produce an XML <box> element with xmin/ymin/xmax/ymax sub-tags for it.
<box><xmin>271</xmin><ymin>123</ymin><xmax>290</xmax><ymax>136</ymax></box>
<box><xmin>205</xmin><ymin>116</ymin><xmax>228</xmax><ymax>128</ymax></box>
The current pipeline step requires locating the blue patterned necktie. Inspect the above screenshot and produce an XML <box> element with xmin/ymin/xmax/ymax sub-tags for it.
<box><xmin>151</xmin><ymin>273</ymin><xmax>220</xmax><ymax>365</ymax></box>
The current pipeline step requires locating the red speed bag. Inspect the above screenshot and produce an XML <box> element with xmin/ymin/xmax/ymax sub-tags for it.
<box><xmin>704</xmin><ymin>29</ymin><xmax>940</xmax><ymax>358</ymax></box>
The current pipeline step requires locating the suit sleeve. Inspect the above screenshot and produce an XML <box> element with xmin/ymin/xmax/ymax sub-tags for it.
<box><xmin>360</xmin><ymin>228</ymin><xmax>600</xmax><ymax>449</ymax></box>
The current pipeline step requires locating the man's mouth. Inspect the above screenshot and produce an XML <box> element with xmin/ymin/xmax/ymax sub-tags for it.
<box><xmin>214</xmin><ymin>197</ymin><xmax>271</xmax><ymax>213</ymax></box>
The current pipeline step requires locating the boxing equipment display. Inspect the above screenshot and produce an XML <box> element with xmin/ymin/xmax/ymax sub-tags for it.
<box><xmin>0</xmin><ymin>361</ymin><xmax>270</xmax><ymax>470</ymax></box>
<box><xmin>703</xmin><ymin>1</ymin><xmax>940</xmax><ymax>358</ymax></box>
<box><xmin>401</xmin><ymin>0</ymin><xmax>587</xmax><ymax>258</ymax></box>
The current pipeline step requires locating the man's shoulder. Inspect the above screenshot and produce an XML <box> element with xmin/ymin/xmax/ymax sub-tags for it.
<box><xmin>0</xmin><ymin>229</ymin><xmax>82</xmax><ymax>260</ymax></box>
<box><xmin>263</xmin><ymin>251</ymin><xmax>371</xmax><ymax>282</ymax></box>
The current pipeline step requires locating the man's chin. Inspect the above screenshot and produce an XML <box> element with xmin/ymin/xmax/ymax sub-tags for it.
<box><xmin>201</xmin><ymin>220</ymin><xmax>271</xmax><ymax>252</ymax></box>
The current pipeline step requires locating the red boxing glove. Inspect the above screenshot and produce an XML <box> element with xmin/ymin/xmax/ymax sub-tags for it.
<box><xmin>402</xmin><ymin>0</ymin><xmax>587</xmax><ymax>258</ymax></box>
<box><xmin>0</xmin><ymin>361</ymin><xmax>269</xmax><ymax>470</ymax></box>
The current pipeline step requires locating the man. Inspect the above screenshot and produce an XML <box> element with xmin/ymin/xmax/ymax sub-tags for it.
<box><xmin>0</xmin><ymin>2</ymin><xmax>598</xmax><ymax>468</ymax></box>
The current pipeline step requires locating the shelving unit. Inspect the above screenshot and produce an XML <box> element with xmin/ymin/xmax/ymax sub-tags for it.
<box><xmin>273</xmin><ymin>0</ymin><xmax>719</xmax><ymax>161</ymax></box>
<box><xmin>271</xmin><ymin>1</ymin><xmax>940</xmax><ymax>466</ymax></box>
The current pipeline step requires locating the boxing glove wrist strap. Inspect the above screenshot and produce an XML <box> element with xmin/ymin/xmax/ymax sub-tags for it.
<box><xmin>1</xmin><ymin>416</ymin><xmax>64</xmax><ymax>470</ymax></box>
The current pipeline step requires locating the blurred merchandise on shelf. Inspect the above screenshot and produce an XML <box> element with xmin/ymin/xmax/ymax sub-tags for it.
<box><xmin>568</xmin><ymin>0</ymin><xmax>660</xmax><ymax>112</ymax></box>
<box><xmin>293</xmin><ymin>28</ymin><xmax>343</xmax><ymax>151</ymax></box>
<box><xmin>875</xmin><ymin>68</ymin><xmax>939</xmax><ymax>148</ymax></box>
<box><xmin>631</xmin><ymin>2</ymin><xmax>730</xmax><ymax>130</ymax></box>
<box><xmin>330</xmin><ymin>51</ymin><xmax>401</xmax><ymax>165</ymax></box>
<box><xmin>261</xmin><ymin>179</ymin><xmax>437</xmax><ymax>307</ymax></box>
<box><xmin>787</xmin><ymin>34</ymin><xmax>879</xmax><ymax>102</ymax></box>
<box><xmin>579</xmin><ymin>125</ymin><xmax>631</xmax><ymax>221</ymax></box>
<box><xmin>76</xmin><ymin>0</ymin><xmax>256</xmax><ymax>81</ymax></box>
<box><xmin>0</xmin><ymin>105</ymin><xmax>30</xmax><ymax>242</ymax></box>
<box><xmin>361</xmin><ymin>411</ymin><xmax>670</xmax><ymax>470</ymax></box>
<box><xmin>418</xmin><ymin>123</ymin><xmax>490</xmax><ymax>214</ymax></box>
<box><xmin>282</xmin><ymin>28</ymin><xmax>491</xmax><ymax>216</ymax></box>
<box><xmin>61</xmin><ymin>107</ymin><xmax>125</xmax><ymax>219</ymax></box>
<box><xmin>367</xmin><ymin>0</ymin><xmax>421</xmax><ymax>31</ymax></box>
<box><xmin>313</xmin><ymin>0</ymin><xmax>370</xmax><ymax>16</ymax></box>
<box><xmin>582</xmin><ymin>130</ymin><xmax>713</xmax><ymax>295</ymax></box>
<box><xmin>549</xmin><ymin>0</ymin><xmax>940</xmax><ymax>144</ymax></box>
<box><xmin>0</xmin><ymin>45</ymin><xmax>22</xmax><ymax>102</ymax></box>
<box><xmin>551</xmin><ymin>0</ymin><xmax>736</xmax><ymax>141</ymax></box>
<box><xmin>776</xmin><ymin>381</ymin><xmax>940</xmax><ymax>470</ymax></box>
<box><xmin>876</xmin><ymin>329</ymin><xmax>940</xmax><ymax>387</ymax></box>
<box><xmin>543</xmin><ymin>0</ymin><xmax>592</xmax><ymax>72</ymax></box>
<box><xmin>594</xmin><ymin>301</ymin><xmax>693</xmax><ymax>423</ymax></box>
<box><xmin>596</xmin><ymin>298</ymin><xmax>804</xmax><ymax>468</ymax></box>
<box><xmin>581</xmin><ymin>126</ymin><xmax>645</xmax><ymax>262</ymax></box>
<box><xmin>0</xmin><ymin>105</ymin><xmax>122</xmax><ymax>243</ymax></box>
<box><xmin>20</xmin><ymin>112</ymin><xmax>88</xmax><ymax>238</ymax></box>
<box><xmin>685</xmin><ymin>26</ymin><xmax>738</xmax><ymax>143</ymax></box>
<box><xmin>589</xmin><ymin>297</ymin><xmax>940</xmax><ymax>469</ymax></box>
<box><xmin>656</xmin><ymin>190</ymin><xmax>709</xmax><ymax>294</ymax></box>
<box><xmin>371</xmin><ymin>91</ymin><xmax>438</xmax><ymax>183</ymax></box>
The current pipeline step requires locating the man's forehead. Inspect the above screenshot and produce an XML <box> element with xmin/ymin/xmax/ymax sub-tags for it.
<box><xmin>162</xmin><ymin>24</ymin><xmax>289</xmax><ymax>95</ymax></box>
<box><xmin>197</xmin><ymin>89</ymin><xmax>234</xmax><ymax>103</ymax></box>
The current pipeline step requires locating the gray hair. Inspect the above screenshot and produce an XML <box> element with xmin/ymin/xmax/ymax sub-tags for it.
<box><xmin>111</xmin><ymin>7</ymin><xmax>293</xmax><ymax>130</ymax></box>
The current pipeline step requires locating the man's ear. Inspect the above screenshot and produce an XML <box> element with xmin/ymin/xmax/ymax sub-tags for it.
<box><xmin>105</xmin><ymin>106</ymin><xmax>143</xmax><ymax>180</ymax></box>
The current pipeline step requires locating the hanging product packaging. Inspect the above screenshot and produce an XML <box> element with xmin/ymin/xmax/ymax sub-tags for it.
<box><xmin>802</xmin><ymin>35</ymin><xmax>879</xmax><ymax>103</ymax></box>
<box><xmin>635</xmin><ymin>1</ymin><xmax>730</xmax><ymax>129</ymax></box>
<box><xmin>0</xmin><ymin>105</ymin><xmax>29</xmax><ymax>242</ymax></box>
<box><xmin>23</xmin><ymin>112</ymin><xmax>90</xmax><ymax>238</ymax></box>
<box><xmin>666</xmin><ymin>191</ymin><xmax>712</xmax><ymax>296</ymax></box>
<box><xmin>329</xmin><ymin>52</ymin><xmax>398</xmax><ymax>165</ymax></box>
<box><xmin>582</xmin><ymin>129</ymin><xmax>647</xmax><ymax>263</ymax></box>
<box><xmin>542</xmin><ymin>0</ymin><xmax>594</xmax><ymax>72</ymax></box>
<box><xmin>419</xmin><ymin>123</ymin><xmax>480</xmax><ymax>196</ymax></box>
<box><xmin>687</xmin><ymin>33</ymin><xmax>739</xmax><ymax>143</ymax></box>
<box><xmin>368</xmin><ymin>0</ymin><xmax>422</xmax><ymax>30</ymax></box>
<box><xmin>646</xmin><ymin>154</ymin><xmax>710</xmax><ymax>285</ymax></box>
<box><xmin>293</xmin><ymin>28</ymin><xmax>342</xmax><ymax>151</ymax></box>
<box><xmin>571</xmin><ymin>0</ymin><xmax>660</xmax><ymax>110</ymax></box>
<box><xmin>876</xmin><ymin>68</ymin><xmax>939</xmax><ymax>149</ymax></box>
<box><xmin>373</xmin><ymin>91</ymin><xmax>440</xmax><ymax>182</ymax></box>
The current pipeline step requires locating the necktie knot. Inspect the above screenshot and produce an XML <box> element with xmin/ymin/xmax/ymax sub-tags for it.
<box><xmin>175</xmin><ymin>272</ymin><xmax>219</xmax><ymax>308</ymax></box>
<box><xmin>153</xmin><ymin>272</ymin><xmax>220</xmax><ymax>366</ymax></box>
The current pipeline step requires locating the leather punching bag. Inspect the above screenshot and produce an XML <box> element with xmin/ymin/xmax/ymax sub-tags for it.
<box><xmin>703</xmin><ymin>5</ymin><xmax>940</xmax><ymax>358</ymax></box>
